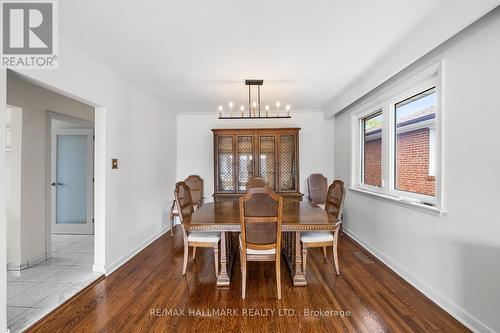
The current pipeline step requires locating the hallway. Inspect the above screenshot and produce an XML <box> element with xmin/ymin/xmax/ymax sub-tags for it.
<box><xmin>7</xmin><ymin>235</ymin><xmax>100</xmax><ymax>333</ymax></box>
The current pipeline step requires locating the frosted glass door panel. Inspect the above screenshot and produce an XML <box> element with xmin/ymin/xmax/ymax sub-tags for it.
<box><xmin>56</xmin><ymin>134</ymin><xmax>87</xmax><ymax>224</ymax></box>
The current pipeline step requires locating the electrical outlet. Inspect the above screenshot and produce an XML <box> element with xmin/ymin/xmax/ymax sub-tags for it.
<box><xmin>111</xmin><ymin>158</ymin><xmax>118</xmax><ymax>169</ymax></box>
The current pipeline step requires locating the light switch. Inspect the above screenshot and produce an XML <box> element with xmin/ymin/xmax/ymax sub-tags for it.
<box><xmin>111</xmin><ymin>158</ymin><xmax>118</xmax><ymax>169</ymax></box>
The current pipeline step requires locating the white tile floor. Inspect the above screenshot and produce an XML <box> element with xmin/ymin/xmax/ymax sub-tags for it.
<box><xmin>7</xmin><ymin>234</ymin><xmax>101</xmax><ymax>333</ymax></box>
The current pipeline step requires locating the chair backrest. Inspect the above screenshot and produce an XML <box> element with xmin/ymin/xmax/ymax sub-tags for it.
<box><xmin>307</xmin><ymin>173</ymin><xmax>328</xmax><ymax>204</ymax></box>
<box><xmin>184</xmin><ymin>175</ymin><xmax>203</xmax><ymax>206</ymax></box>
<box><xmin>246</xmin><ymin>177</ymin><xmax>270</xmax><ymax>191</ymax></box>
<box><xmin>174</xmin><ymin>181</ymin><xmax>194</xmax><ymax>222</ymax></box>
<box><xmin>325</xmin><ymin>180</ymin><xmax>346</xmax><ymax>220</ymax></box>
<box><xmin>239</xmin><ymin>187</ymin><xmax>283</xmax><ymax>251</ymax></box>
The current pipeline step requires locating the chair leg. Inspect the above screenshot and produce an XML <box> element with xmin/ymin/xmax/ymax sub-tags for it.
<box><xmin>192</xmin><ymin>246</ymin><xmax>197</xmax><ymax>260</ymax></box>
<box><xmin>170</xmin><ymin>212</ymin><xmax>174</xmax><ymax>236</ymax></box>
<box><xmin>323</xmin><ymin>246</ymin><xmax>327</xmax><ymax>259</ymax></box>
<box><xmin>302</xmin><ymin>245</ymin><xmax>307</xmax><ymax>275</ymax></box>
<box><xmin>276</xmin><ymin>254</ymin><xmax>281</xmax><ymax>300</ymax></box>
<box><xmin>213</xmin><ymin>245</ymin><xmax>219</xmax><ymax>276</ymax></box>
<box><xmin>240</xmin><ymin>251</ymin><xmax>246</xmax><ymax>299</ymax></box>
<box><xmin>333</xmin><ymin>241</ymin><xmax>340</xmax><ymax>275</ymax></box>
<box><xmin>182</xmin><ymin>243</ymin><xmax>189</xmax><ymax>275</ymax></box>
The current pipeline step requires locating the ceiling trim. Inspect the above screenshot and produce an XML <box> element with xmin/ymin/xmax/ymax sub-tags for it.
<box><xmin>323</xmin><ymin>1</ymin><xmax>500</xmax><ymax>118</ymax></box>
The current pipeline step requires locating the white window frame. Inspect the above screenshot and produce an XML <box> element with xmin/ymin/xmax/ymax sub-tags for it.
<box><xmin>354</xmin><ymin>107</ymin><xmax>385</xmax><ymax>194</ymax></box>
<box><xmin>350</xmin><ymin>62</ymin><xmax>443</xmax><ymax>210</ymax></box>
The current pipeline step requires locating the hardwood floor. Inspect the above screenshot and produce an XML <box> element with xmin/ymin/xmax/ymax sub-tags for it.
<box><xmin>27</xmin><ymin>229</ymin><xmax>469</xmax><ymax>332</ymax></box>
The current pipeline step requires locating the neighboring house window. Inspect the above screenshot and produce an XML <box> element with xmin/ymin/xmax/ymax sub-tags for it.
<box><xmin>351</xmin><ymin>65</ymin><xmax>441</xmax><ymax>208</ymax></box>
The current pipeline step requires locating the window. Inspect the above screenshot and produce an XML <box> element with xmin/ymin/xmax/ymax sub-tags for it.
<box><xmin>394</xmin><ymin>88</ymin><xmax>436</xmax><ymax>197</ymax></box>
<box><xmin>361</xmin><ymin>111</ymin><xmax>383</xmax><ymax>187</ymax></box>
<box><xmin>351</xmin><ymin>65</ymin><xmax>441</xmax><ymax>208</ymax></box>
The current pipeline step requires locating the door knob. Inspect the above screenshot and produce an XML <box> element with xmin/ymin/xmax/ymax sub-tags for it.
<box><xmin>51</xmin><ymin>182</ymin><xmax>64</xmax><ymax>186</ymax></box>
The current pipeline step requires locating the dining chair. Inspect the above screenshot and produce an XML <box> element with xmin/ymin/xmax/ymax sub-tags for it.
<box><xmin>300</xmin><ymin>180</ymin><xmax>346</xmax><ymax>276</ymax></box>
<box><xmin>174</xmin><ymin>181</ymin><xmax>220</xmax><ymax>276</ymax></box>
<box><xmin>307</xmin><ymin>173</ymin><xmax>328</xmax><ymax>208</ymax></box>
<box><xmin>245</xmin><ymin>177</ymin><xmax>270</xmax><ymax>190</ymax></box>
<box><xmin>239</xmin><ymin>187</ymin><xmax>283</xmax><ymax>299</ymax></box>
<box><xmin>170</xmin><ymin>175</ymin><xmax>204</xmax><ymax>236</ymax></box>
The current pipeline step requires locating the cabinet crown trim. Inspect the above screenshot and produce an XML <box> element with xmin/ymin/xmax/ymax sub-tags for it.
<box><xmin>212</xmin><ymin>127</ymin><xmax>301</xmax><ymax>132</ymax></box>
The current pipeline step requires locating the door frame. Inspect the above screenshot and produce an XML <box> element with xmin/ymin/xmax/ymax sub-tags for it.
<box><xmin>46</xmin><ymin>112</ymin><xmax>94</xmax><ymax>255</ymax></box>
<box><xmin>51</xmin><ymin>128</ymin><xmax>94</xmax><ymax>234</ymax></box>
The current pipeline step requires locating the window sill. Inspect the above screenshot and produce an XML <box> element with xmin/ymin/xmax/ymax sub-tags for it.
<box><xmin>348</xmin><ymin>187</ymin><xmax>445</xmax><ymax>217</ymax></box>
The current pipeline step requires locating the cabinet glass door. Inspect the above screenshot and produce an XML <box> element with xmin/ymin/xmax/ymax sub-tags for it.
<box><xmin>259</xmin><ymin>136</ymin><xmax>276</xmax><ymax>190</ymax></box>
<box><xmin>279</xmin><ymin>135</ymin><xmax>297</xmax><ymax>191</ymax></box>
<box><xmin>217</xmin><ymin>136</ymin><xmax>234</xmax><ymax>192</ymax></box>
<box><xmin>237</xmin><ymin>136</ymin><xmax>254</xmax><ymax>192</ymax></box>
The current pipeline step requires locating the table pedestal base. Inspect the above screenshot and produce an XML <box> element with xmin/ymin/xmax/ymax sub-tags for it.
<box><xmin>217</xmin><ymin>231</ymin><xmax>235</xmax><ymax>287</ymax></box>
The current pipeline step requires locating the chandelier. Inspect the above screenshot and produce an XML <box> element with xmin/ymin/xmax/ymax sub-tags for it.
<box><xmin>218</xmin><ymin>79</ymin><xmax>291</xmax><ymax>119</ymax></box>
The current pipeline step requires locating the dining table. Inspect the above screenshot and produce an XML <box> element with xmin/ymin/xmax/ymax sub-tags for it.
<box><xmin>182</xmin><ymin>199</ymin><xmax>340</xmax><ymax>287</ymax></box>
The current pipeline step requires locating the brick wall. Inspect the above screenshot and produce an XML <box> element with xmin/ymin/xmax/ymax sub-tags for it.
<box><xmin>364</xmin><ymin>128</ymin><xmax>435</xmax><ymax>196</ymax></box>
<box><xmin>363</xmin><ymin>138</ymin><xmax>382</xmax><ymax>187</ymax></box>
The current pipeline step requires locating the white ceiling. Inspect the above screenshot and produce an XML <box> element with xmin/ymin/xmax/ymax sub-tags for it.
<box><xmin>59</xmin><ymin>0</ymin><xmax>491</xmax><ymax>113</ymax></box>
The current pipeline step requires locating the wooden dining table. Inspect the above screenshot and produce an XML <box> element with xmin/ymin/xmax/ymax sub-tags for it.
<box><xmin>182</xmin><ymin>200</ymin><xmax>339</xmax><ymax>287</ymax></box>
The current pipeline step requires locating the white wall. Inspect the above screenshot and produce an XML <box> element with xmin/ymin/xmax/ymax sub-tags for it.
<box><xmin>6</xmin><ymin>106</ymin><xmax>22</xmax><ymax>269</ymax></box>
<box><xmin>7</xmin><ymin>75</ymin><xmax>95</xmax><ymax>268</ymax></box>
<box><xmin>332</xmin><ymin>9</ymin><xmax>500</xmax><ymax>333</ymax></box>
<box><xmin>176</xmin><ymin>112</ymin><xmax>334</xmax><ymax>201</ymax></box>
<box><xmin>1</xmin><ymin>69</ymin><xmax>8</xmax><ymax>333</ymax></box>
<box><xmin>0</xmin><ymin>35</ymin><xmax>177</xmax><ymax>332</ymax></box>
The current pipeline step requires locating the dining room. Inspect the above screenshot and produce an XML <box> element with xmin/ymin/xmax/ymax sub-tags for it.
<box><xmin>1</xmin><ymin>1</ymin><xmax>500</xmax><ymax>333</ymax></box>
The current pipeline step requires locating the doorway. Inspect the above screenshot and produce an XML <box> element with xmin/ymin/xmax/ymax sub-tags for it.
<box><xmin>4</xmin><ymin>72</ymin><xmax>102</xmax><ymax>332</ymax></box>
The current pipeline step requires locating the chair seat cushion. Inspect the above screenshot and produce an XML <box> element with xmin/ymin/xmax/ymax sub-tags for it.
<box><xmin>239</xmin><ymin>235</ymin><xmax>276</xmax><ymax>255</ymax></box>
<box><xmin>188</xmin><ymin>232</ymin><xmax>220</xmax><ymax>243</ymax></box>
<box><xmin>300</xmin><ymin>232</ymin><xmax>333</xmax><ymax>243</ymax></box>
<box><xmin>316</xmin><ymin>203</ymin><xmax>325</xmax><ymax>210</ymax></box>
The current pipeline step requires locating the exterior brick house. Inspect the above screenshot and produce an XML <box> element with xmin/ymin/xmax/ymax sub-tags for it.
<box><xmin>364</xmin><ymin>107</ymin><xmax>435</xmax><ymax>196</ymax></box>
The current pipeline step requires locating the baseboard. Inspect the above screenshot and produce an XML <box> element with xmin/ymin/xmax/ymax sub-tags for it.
<box><xmin>92</xmin><ymin>264</ymin><xmax>106</xmax><ymax>273</ymax></box>
<box><xmin>7</xmin><ymin>253</ymin><xmax>47</xmax><ymax>271</ymax></box>
<box><xmin>7</xmin><ymin>263</ymin><xmax>25</xmax><ymax>271</ymax></box>
<box><xmin>104</xmin><ymin>227</ymin><xmax>170</xmax><ymax>275</ymax></box>
<box><xmin>344</xmin><ymin>228</ymin><xmax>495</xmax><ymax>333</ymax></box>
<box><xmin>28</xmin><ymin>253</ymin><xmax>48</xmax><ymax>266</ymax></box>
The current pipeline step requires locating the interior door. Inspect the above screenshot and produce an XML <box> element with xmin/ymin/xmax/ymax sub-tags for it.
<box><xmin>51</xmin><ymin>129</ymin><xmax>94</xmax><ymax>234</ymax></box>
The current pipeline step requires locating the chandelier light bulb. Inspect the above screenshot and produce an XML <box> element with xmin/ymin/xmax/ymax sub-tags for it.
<box><xmin>218</xmin><ymin>105</ymin><xmax>223</xmax><ymax>112</ymax></box>
<box><xmin>240</xmin><ymin>105</ymin><xmax>245</xmax><ymax>111</ymax></box>
<box><xmin>229</xmin><ymin>101</ymin><xmax>234</xmax><ymax>108</ymax></box>
<box><xmin>286</xmin><ymin>104</ymin><xmax>291</xmax><ymax>111</ymax></box>
<box><xmin>265</xmin><ymin>105</ymin><xmax>270</xmax><ymax>111</ymax></box>
<box><xmin>276</xmin><ymin>101</ymin><xmax>281</xmax><ymax>109</ymax></box>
